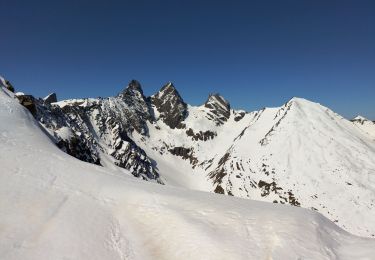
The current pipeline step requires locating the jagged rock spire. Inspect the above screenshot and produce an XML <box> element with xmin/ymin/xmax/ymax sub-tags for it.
<box><xmin>119</xmin><ymin>79</ymin><xmax>145</xmax><ymax>99</ymax></box>
<box><xmin>117</xmin><ymin>80</ymin><xmax>153</xmax><ymax>134</ymax></box>
<box><xmin>151</xmin><ymin>82</ymin><xmax>188</xmax><ymax>129</ymax></box>
<box><xmin>128</xmin><ymin>79</ymin><xmax>143</xmax><ymax>92</ymax></box>
<box><xmin>43</xmin><ymin>93</ymin><xmax>57</xmax><ymax>104</ymax></box>
<box><xmin>204</xmin><ymin>93</ymin><xmax>231</xmax><ymax>125</ymax></box>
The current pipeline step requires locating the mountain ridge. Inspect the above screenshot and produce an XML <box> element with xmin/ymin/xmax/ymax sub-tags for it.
<box><xmin>2</xmin><ymin>85</ymin><xmax>375</xmax><ymax>258</ymax></box>
<box><xmin>2</xmin><ymin>76</ymin><xmax>375</xmax><ymax>237</ymax></box>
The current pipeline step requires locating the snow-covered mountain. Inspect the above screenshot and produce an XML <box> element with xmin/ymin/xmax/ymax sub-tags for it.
<box><xmin>351</xmin><ymin>115</ymin><xmax>375</xmax><ymax>140</ymax></box>
<box><xmin>3</xmin><ymin>77</ymin><xmax>375</xmax><ymax>239</ymax></box>
<box><xmin>2</xmin><ymin>81</ymin><xmax>375</xmax><ymax>259</ymax></box>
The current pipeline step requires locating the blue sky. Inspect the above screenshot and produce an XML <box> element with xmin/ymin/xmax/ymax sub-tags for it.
<box><xmin>1</xmin><ymin>0</ymin><xmax>374</xmax><ymax>119</ymax></box>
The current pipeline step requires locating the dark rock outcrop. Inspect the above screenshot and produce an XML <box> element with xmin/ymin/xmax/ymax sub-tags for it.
<box><xmin>186</xmin><ymin>128</ymin><xmax>216</xmax><ymax>141</ymax></box>
<box><xmin>169</xmin><ymin>146</ymin><xmax>198</xmax><ymax>166</ymax></box>
<box><xmin>151</xmin><ymin>82</ymin><xmax>188</xmax><ymax>129</ymax></box>
<box><xmin>43</xmin><ymin>93</ymin><xmax>57</xmax><ymax>104</ymax></box>
<box><xmin>234</xmin><ymin>111</ymin><xmax>246</xmax><ymax>122</ymax></box>
<box><xmin>15</xmin><ymin>94</ymin><xmax>37</xmax><ymax>116</ymax></box>
<box><xmin>57</xmin><ymin>134</ymin><xmax>101</xmax><ymax>165</ymax></box>
<box><xmin>5</xmin><ymin>80</ymin><xmax>15</xmax><ymax>92</ymax></box>
<box><xmin>13</xmin><ymin>82</ymin><xmax>162</xmax><ymax>183</ymax></box>
<box><xmin>204</xmin><ymin>94</ymin><xmax>231</xmax><ymax>125</ymax></box>
<box><xmin>117</xmin><ymin>80</ymin><xmax>153</xmax><ymax>135</ymax></box>
<box><xmin>209</xmin><ymin>152</ymin><xmax>231</xmax><ymax>186</ymax></box>
<box><xmin>0</xmin><ymin>76</ymin><xmax>15</xmax><ymax>92</ymax></box>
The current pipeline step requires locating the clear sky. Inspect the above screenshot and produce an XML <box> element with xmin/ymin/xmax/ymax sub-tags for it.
<box><xmin>1</xmin><ymin>0</ymin><xmax>374</xmax><ymax>119</ymax></box>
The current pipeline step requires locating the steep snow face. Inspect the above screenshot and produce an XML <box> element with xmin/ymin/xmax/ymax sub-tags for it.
<box><xmin>1</xmin><ymin>87</ymin><xmax>375</xmax><ymax>260</ymax></box>
<box><xmin>351</xmin><ymin>115</ymin><xmax>375</xmax><ymax>140</ymax></box>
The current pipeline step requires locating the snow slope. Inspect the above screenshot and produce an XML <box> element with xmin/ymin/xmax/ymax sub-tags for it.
<box><xmin>134</xmin><ymin>96</ymin><xmax>375</xmax><ymax>237</ymax></box>
<box><xmin>204</xmin><ymin>98</ymin><xmax>375</xmax><ymax>236</ymax></box>
<box><xmin>1</xmin><ymin>87</ymin><xmax>375</xmax><ymax>259</ymax></box>
<box><xmin>352</xmin><ymin>115</ymin><xmax>375</xmax><ymax>140</ymax></box>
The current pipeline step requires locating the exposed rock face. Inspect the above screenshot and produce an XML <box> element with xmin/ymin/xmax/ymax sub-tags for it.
<box><xmin>117</xmin><ymin>80</ymin><xmax>153</xmax><ymax>135</ymax></box>
<box><xmin>43</xmin><ymin>93</ymin><xmax>57</xmax><ymax>104</ymax></box>
<box><xmin>204</xmin><ymin>94</ymin><xmax>231</xmax><ymax>125</ymax></box>
<box><xmin>0</xmin><ymin>76</ymin><xmax>15</xmax><ymax>92</ymax></box>
<box><xmin>111</xmin><ymin>139</ymin><xmax>160</xmax><ymax>181</ymax></box>
<box><xmin>208</xmin><ymin>151</ymin><xmax>231</xmax><ymax>187</ymax></box>
<box><xmin>15</xmin><ymin>94</ymin><xmax>37</xmax><ymax>116</ymax></box>
<box><xmin>186</xmin><ymin>128</ymin><xmax>216</xmax><ymax>141</ymax></box>
<box><xmin>5</xmin><ymin>81</ymin><xmax>15</xmax><ymax>92</ymax></box>
<box><xmin>102</xmin><ymin>115</ymin><xmax>161</xmax><ymax>182</ymax></box>
<box><xmin>169</xmin><ymin>146</ymin><xmax>198</xmax><ymax>166</ymax></box>
<box><xmin>234</xmin><ymin>111</ymin><xmax>246</xmax><ymax>122</ymax></box>
<box><xmin>55</xmin><ymin>96</ymin><xmax>160</xmax><ymax>182</ymax></box>
<box><xmin>57</xmin><ymin>135</ymin><xmax>101</xmax><ymax>165</ymax></box>
<box><xmin>151</xmin><ymin>82</ymin><xmax>187</xmax><ymax>129</ymax></box>
<box><xmin>38</xmin><ymin>101</ymin><xmax>102</xmax><ymax>165</ymax></box>
<box><xmin>14</xmin><ymin>80</ymin><xmax>162</xmax><ymax>183</ymax></box>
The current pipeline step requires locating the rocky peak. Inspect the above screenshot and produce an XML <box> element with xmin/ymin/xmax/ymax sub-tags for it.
<box><xmin>119</xmin><ymin>79</ymin><xmax>144</xmax><ymax>99</ymax></box>
<box><xmin>117</xmin><ymin>80</ymin><xmax>153</xmax><ymax>134</ymax></box>
<box><xmin>43</xmin><ymin>93</ymin><xmax>57</xmax><ymax>105</ymax></box>
<box><xmin>128</xmin><ymin>79</ymin><xmax>143</xmax><ymax>91</ymax></box>
<box><xmin>204</xmin><ymin>93</ymin><xmax>231</xmax><ymax>125</ymax></box>
<box><xmin>151</xmin><ymin>82</ymin><xmax>188</xmax><ymax>129</ymax></box>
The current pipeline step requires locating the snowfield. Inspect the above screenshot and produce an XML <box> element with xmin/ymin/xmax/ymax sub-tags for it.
<box><xmin>1</xmin><ymin>88</ymin><xmax>375</xmax><ymax>259</ymax></box>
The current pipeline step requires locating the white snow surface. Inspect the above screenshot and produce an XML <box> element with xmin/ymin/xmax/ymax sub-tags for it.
<box><xmin>55</xmin><ymin>126</ymin><xmax>74</xmax><ymax>141</ymax></box>
<box><xmin>1</xmin><ymin>88</ymin><xmax>375</xmax><ymax>259</ymax></box>
<box><xmin>352</xmin><ymin>115</ymin><xmax>375</xmax><ymax>140</ymax></box>
<box><xmin>0</xmin><ymin>76</ymin><xmax>6</xmax><ymax>88</ymax></box>
<box><xmin>132</xmin><ymin>97</ymin><xmax>375</xmax><ymax>237</ymax></box>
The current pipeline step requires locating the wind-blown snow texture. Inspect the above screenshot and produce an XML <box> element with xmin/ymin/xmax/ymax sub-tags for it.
<box><xmin>3</xmin><ymin>77</ymin><xmax>375</xmax><ymax>239</ymax></box>
<box><xmin>1</xmin><ymin>86</ymin><xmax>375</xmax><ymax>259</ymax></box>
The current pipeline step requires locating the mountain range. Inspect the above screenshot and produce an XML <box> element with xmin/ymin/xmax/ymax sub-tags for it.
<box><xmin>1</xmin><ymin>76</ymin><xmax>375</xmax><ymax>240</ymax></box>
